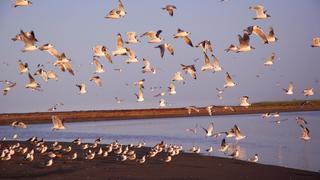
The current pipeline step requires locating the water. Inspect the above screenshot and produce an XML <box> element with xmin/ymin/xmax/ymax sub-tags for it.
<box><xmin>1</xmin><ymin>111</ymin><xmax>319</xmax><ymax>172</ymax></box>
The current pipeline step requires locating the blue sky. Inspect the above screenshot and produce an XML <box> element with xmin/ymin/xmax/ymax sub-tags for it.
<box><xmin>0</xmin><ymin>0</ymin><xmax>319</xmax><ymax>113</ymax></box>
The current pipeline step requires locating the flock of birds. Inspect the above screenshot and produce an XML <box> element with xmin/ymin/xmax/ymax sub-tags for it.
<box><xmin>0</xmin><ymin>0</ymin><xmax>318</xmax><ymax>168</ymax></box>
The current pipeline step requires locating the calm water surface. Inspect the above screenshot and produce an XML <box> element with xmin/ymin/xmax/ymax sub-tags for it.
<box><xmin>0</xmin><ymin>111</ymin><xmax>319</xmax><ymax>172</ymax></box>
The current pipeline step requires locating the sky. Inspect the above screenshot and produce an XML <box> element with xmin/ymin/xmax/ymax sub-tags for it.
<box><xmin>0</xmin><ymin>0</ymin><xmax>320</xmax><ymax>113</ymax></box>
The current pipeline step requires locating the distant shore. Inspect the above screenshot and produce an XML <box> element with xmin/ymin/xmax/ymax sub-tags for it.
<box><xmin>0</xmin><ymin>140</ymin><xmax>319</xmax><ymax>180</ymax></box>
<box><xmin>0</xmin><ymin>100</ymin><xmax>319</xmax><ymax>125</ymax></box>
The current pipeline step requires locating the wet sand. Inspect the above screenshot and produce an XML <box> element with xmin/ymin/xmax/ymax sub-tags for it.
<box><xmin>0</xmin><ymin>101</ymin><xmax>319</xmax><ymax>125</ymax></box>
<box><xmin>0</xmin><ymin>140</ymin><xmax>319</xmax><ymax>180</ymax></box>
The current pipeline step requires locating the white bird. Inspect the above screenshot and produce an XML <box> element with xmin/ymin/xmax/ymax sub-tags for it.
<box><xmin>224</xmin><ymin>44</ymin><xmax>238</xmax><ymax>53</ymax></box>
<box><xmin>264</xmin><ymin>53</ymin><xmax>276</xmax><ymax>66</ymax></box>
<box><xmin>267</xmin><ymin>27</ymin><xmax>278</xmax><ymax>43</ymax></box>
<box><xmin>159</xmin><ymin>98</ymin><xmax>167</xmax><ymax>108</ymax></box>
<box><xmin>11</xmin><ymin>121</ymin><xmax>27</xmax><ymax>128</ymax></box>
<box><xmin>93</xmin><ymin>58</ymin><xmax>105</xmax><ymax>73</ymax></box>
<box><xmin>162</xmin><ymin>5</ymin><xmax>176</xmax><ymax>16</ymax></box>
<box><xmin>142</xmin><ymin>58</ymin><xmax>155</xmax><ymax>74</ymax></box>
<box><xmin>125</xmin><ymin>48</ymin><xmax>139</xmax><ymax>64</ymax></box>
<box><xmin>53</xmin><ymin>53</ymin><xmax>75</xmax><ymax>76</ymax></box>
<box><xmin>135</xmin><ymin>87</ymin><xmax>144</xmax><ymax>102</ymax></box>
<box><xmin>112</xmin><ymin>33</ymin><xmax>127</xmax><ymax>56</ymax></box>
<box><xmin>196</xmin><ymin>40</ymin><xmax>213</xmax><ymax>54</ymax></box>
<box><xmin>202</xmin><ymin>122</ymin><xmax>216</xmax><ymax>137</ymax></box>
<box><xmin>51</xmin><ymin>115</ymin><xmax>65</xmax><ymax>130</ymax></box>
<box><xmin>105</xmin><ymin>0</ymin><xmax>126</xmax><ymax>19</ymax></box>
<box><xmin>300</xmin><ymin>125</ymin><xmax>311</xmax><ymax>141</ymax></box>
<box><xmin>212</xmin><ymin>55</ymin><xmax>222</xmax><ymax>72</ymax></box>
<box><xmin>206</xmin><ymin>146</ymin><xmax>214</xmax><ymax>153</ymax></box>
<box><xmin>76</xmin><ymin>83</ymin><xmax>87</xmax><ymax>94</ymax></box>
<box><xmin>46</xmin><ymin>159</ymin><xmax>53</xmax><ymax>167</ymax></box>
<box><xmin>249</xmin><ymin>5</ymin><xmax>271</xmax><ymax>20</ymax></box>
<box><xmin>173</xmin><ymin>28</ymin><xmax>193</xmax><ymax>47</ymax></box>
<box><xmin>303</xmin><ymin>88</ymin><xmax>314</xmax><ymax>96</ymax></box>
<box><xmin>296</xmin><ymin>116</ymin><xmax>308</xmax><ymax>126</ymax></box>
<box><xmin>18</xmin><ymin>60</ymin><xmax>29</xmax><ymax>74</ymax></box>
<box><xmin>25</xmin><ymin>73</ymin><xmax>41</xmax><ymax>91</ymax></box>
<box><xmin>237</xmin><ymin>30</ymin><xmax>255</xmax><ymax>52</ymax></box>
<box><xmin>185</xmin><ymin>106</ymin><xmax>200</xmax><ymax>115</ymax></box>
<box><xmin>201</xmin><ymin>52</ymin><xmax>214</xmax><ymax>72</ymax></box>
<box><xmin>224</xmin><ymin>72</ymin><xmax>236</xmax><ymax>88</ymax></box>
<box><xmin>134</xmin><ymin>79</ymin><xmax>145</xmax><ymax>89</ymax></box>
<box><xmin>172</xmin><ymin>71</ymin><xmax>184</xmax><ymax>83</ymax></box>
<box><xmin>34</xmin><ymin>68</ymin><xmax>48</xmax><ymax>82</ymax></box>
<box><xmin>283</xmin><ymin>82</ymin><xmax>294</xmax><ymax>95</ymax></box>
<box><xmin>17</xmin><ymin>30</ymin><xmax>38</xmax><ymax>52</ymax></box>
<box><xmin>140</xmin><ymin>30</ymin><xmax>163</xmax><ymax>43</ymax></box>
<box><xmin>137</xmin><ymin>155</ymin><xmax>146</xmax><ymax>164</ymax></box>
<box><xmin>311</xmin><ymin>37</ymin><xmax>320</xmax><ymax>48</ymax></box>
<box><xmin>164</xmin><ymin>155</ymin><xmax>172</xmax><ymax>163</ymax></box>
<box><xmin>206</xmin><ymin>105</ymin><xmax>214</xmax><ymax>116</ymax></box>
<box><xmin>155</xmin><ymin>43</ymin><xmax>174</xmax><ymax>58</ymax></box>
<box><xmin>247</xmin><ymin>25</ymin><xmax>268</xmax><ymax>44</ymax></box>
<box><xmin>39</xmin><ymin>43</ymin><xmax>62</xmax><ymax>59</ymax></box>
<box><xmin>181</xmin><ymin>64</ymin><xmax>197</xmax><ymax>80</ymax></box>
<box><xmin>71</xmin><ymin>152</ymin><xmax>77</xmax><ymax>160</ymax></box>
<box><xmin>116</xmin><ymin>0</ymin><xmax>126</xmax><ymax>17</ymax></box>
<box><xmin>93</xmin><ymin>45</ymin><xmax>112</xmax><ymax>63</ymax></box>
<box><xmin>248</xmin><ymin>154</ymin><xmax>259</xmax><ymax>163</ymax></box>
<box><xmin>125</xmin><ymin>32</ymin><xmax>140</xmax><ymax>44</ymax></box>
<box><xmin>240</xmin><ymin>96</ymin><xmax>251</xmax><ymax>107</ymax></box>
<box><xmin>85</xmin><ymin>151</ymin><xmax>95</xmax><ymax>160</ymax></box>
<box><xmin>168</xmin><ymin>83</ymin><xmax>176</xmax><ymax>95</ymax></box>
<box><xmin>13</xmin><ymin>0</ymin><xmax>32</xmax><ymax>8</ymax></box>
<box><xmin>234</xmin><ymin>125</ymin><xmax>246</xmax><ymax>140</ymax></box>
<box><xmin>1</xmin><ymin>80</ymin><xmax>16</xmax><ymax>96</ymax></box>
<box><xmin>90</xmin><ymin>76</ymin><xmax>102</xmax><ymax>87</ymax></box>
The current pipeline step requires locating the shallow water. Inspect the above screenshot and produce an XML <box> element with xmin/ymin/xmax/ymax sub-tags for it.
<box><xmin>1</xmin><ymin>111</ymin><xmax>319</xmax><ymax>172</ymax></box>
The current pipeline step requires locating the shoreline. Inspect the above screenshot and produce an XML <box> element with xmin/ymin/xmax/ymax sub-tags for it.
<box><xmin>0</xmin><ymin>101</ymin><xmax>320</xmax><ymax>125</ymax></box>
<box><xmin>0</xmin><ymin>140</ymin><xmax>319</xmax><ymax>180</ymax></box>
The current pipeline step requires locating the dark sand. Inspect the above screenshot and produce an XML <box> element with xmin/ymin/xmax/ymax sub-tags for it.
<box><xmin>0</xmin><ymin>141</ymin><xmax>319</xmax><ymax>180</ymax></box>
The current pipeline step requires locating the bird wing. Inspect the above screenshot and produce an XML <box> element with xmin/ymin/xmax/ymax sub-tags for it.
<box><xmin>117</xmin><ymin>0</ymin><xmax>125</xmax><ymax>11</ymax></box>
<box><xmin>94</xmin><ymin>59</ymin><xmax>103</xmax><ymax>72</ymax></box>
<box><xmin>166</xmin><ymin>44</ymin><xmax>174</xmax><ymax>55</ymax></box>
<box><xmin>182</xmin><ymin>36</ymin><xmax>194</xmax><ymax>47</ymax></box>
<box><xmin>225</xmin><ymin>72</ymin><xmax>233</xmax><ymax>84</ymax></box>
<box><xmin>238</xmin><ymin>33</ymin><xmax>250</xmax><ymax>48</ymax></box>
<box><xmin>116</xmin><ymin>34</ymin><xmax>124</xmax><ymax>49</ymax></box>
<box><xmin>156</xmin><ymin>44</ymin><xmax>165</xmax><ymax>58</ymax></box>
<box><xmin>253</xmin><ymin>26</ymin><xmax>268</xmax><ymax>43</ymax></box>
<box><xmin>203</xmin><ymin>52</ymin><xmax>210</xmax><ymax>65</ymax></box>
<box><xmin>28</xmin><ymin>73</ymin><xmax>35</xmax><ymax>83</ymax></box>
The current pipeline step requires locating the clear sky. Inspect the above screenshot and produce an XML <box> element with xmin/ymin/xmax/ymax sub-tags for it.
<box><xmin>0</xmin><ymin>0</ymin><xmax>319</xmax><ymax>113</ymax></box>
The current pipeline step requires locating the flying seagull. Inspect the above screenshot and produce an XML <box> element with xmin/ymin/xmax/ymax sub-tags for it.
<box><xmin>267</xmin><ymin>27</ymin><xmax>278</xmax><ymax>43</ymax></box>
<box><xmin>168</xmin><ymin>83</ymin><xmax>176</xmax><ymax>95</ymax></box>
<box><xmin>196</xmin><ymin>40</ymin><xmax>213</xmax><ymax>54</ymax></box>
<box><xmin>90</xmin><ymin>76</ymin><xmax>102</xmax><ymax>87</ymax></box>
<box><xmin>172</xmin><ymin>71</ymin><xmax>185</xmax><ymax>83</ymax></box>
<box><xmin>303</xmin><ymin>88</ymin><xmax>314</xmax><ymax>97</ymax></box>
<box><xmin>51</xmin><ymin>115</ymin><xmax>65</xmax><ymax>130</ymax></box>
<box><xmin>135</xmin><ymin>86</ymin><xmax>144</xmax><ymax>102</ymax></box>
<box><xmin>53</xmin><ymin>53</ymin><xmax>75</xmax><ymax>76</ymax></box>
<box><xmin>25</xmin><ymin>73</ymin><xmax>41</xmax><ymax>91</ymax></box>
<box><xmin>105</xmin><ymin>0</ymin><xmax>126</xmax><ymax>19</ymax></box>
<box><xmin>14</xmin><ymin>30</ymin><xmax>38</xmax><ymax>52</ymax></box>
<box><xmin>93</xmin><ymin>58</ymin><xmax>105</xmax><ymax>73</ymax></box>
<box><xmin>18</xmin><ymin>60</ymin><xmax>29</xmax><ymax>74</ymax></box>
<box><xmin>162</xmin><ymin>5</ymin><xmax>176</xmax><ymax>16</ymax></box>
<box><xmin>140</xmin><ymin>30</ymin><xmax>163</xmax><ymax>43</ymax></box>
<box><xmin>212</xmin><ymin>54</ymin><xmax>222</xmax><ymax>72</ymax></box>
<box><xmin>181</xmin><ymin>64</ymin><xmax>197</xmax><ymax>79</ymax></box>
<box><xmin>264</xmin><ymin>53</ymin><xmax>276</xmax><ymax>66</ymax></box>
<box><xmin>76</xmin><ymin>83</ymin><xmax>87</xmax><ymax>94</ymax></box>
<box><xmin>39</xmin><ymin>43</ymin><xmax>62</xmax><ymax>59</ymax></box>
<box><xmin>240</xmin><ymin>96</ymin><xmax>251</xmax><ymax>107</ymax></box>
<box><xmin>125</xmin><ymin>32</ymin><xmax>140</xmax><ymax>44</ymax></box>
<box><xmin>300</xmin><ymin>125</ymin><xmax>310</xmax><ymax>141</ymax></box>
<box><xmin>93</xmin><ymin>45</ymin><xmax>112</xmax><ymax>63</ymax></box>
<box><xmin>283</xmin><ymin>82</ymin><xmax>294</xmax><ymax>95</ymax></box>
<box><xmin>1</xmin><ymin>80</ymin><xmax>16</xmax><ymax>96</ymax></box>
<box><xmin>173</xmin><ymin>28</ymin><xmax>193</xmax><ymax>47</ymax></box>
<box><xmin>155</xmin><ymin>43</ymin><xmax>174</xmax><ymax>58</ymax></box>
<box><xmin>13</xmin><ymin>0</ymin><xmax>32</xmax><ymax>8</ymax></box>
<box><xmin>249</xmin><ymin>5</ymin><xmax>271</xmax><ymax>20</ymax></box>
<box><xmin>201</xmin><ymin>52</ymin><xmax>214</xmax><ymax>72</ymax></box>
<box><xmin>112</xmin><ymin>33</ymin><xmax>127</xmax><ymax>56</ymax></box>
<box><xmin>226</xmin><ymin>30</ymin><xmax>255</xmax><ymax>52</ymax></box>
<box><xmin>224</xmin><ymin>72</ymin><xmax>236</xmax><ymax>88</ymax></box>
<box><xmin>247</xmin><ymin>25</ymin><xmax>268</xmax><ymax>44</ymax></box>
<box><xmin>311</xmin><ymin>37</ymin><xmax>320</xmax><ymax>48</ymax></box>
<box><xmin>142</xmin><ymin>58</ymin><xmax>155</xmax><ymax>74</ymax></box>
<box><xmin>125</xmin><ymin>48</ymin><xmax>139</xmax><ymax>64</ymax></box>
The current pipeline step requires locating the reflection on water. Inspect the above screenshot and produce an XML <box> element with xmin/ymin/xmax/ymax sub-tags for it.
<box><xmin>0</xmin><ymin>111</ymin><xmax>319</xmax><ymax>172</ymax></box>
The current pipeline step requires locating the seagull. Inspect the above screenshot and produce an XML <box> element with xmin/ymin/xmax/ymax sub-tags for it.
<box><xmin>135</xmin><ymin>87</ymin><xmax>144</xmax><ymax>102</ymax></box>
<box><xmin>76</xmin><ymin>83</ymin><xmax>87</xmax><ymax>94</ymax></box>
<box><xmin>10</xmin><ymin>121</ymin><xmax>27</xmax><ymax>128</ymax></box>
<box><xmin>248</xmin><ymin>154</ymin><xmax>259</xmax><ymax>163</ymax></box>
<box><xmin>46</xmin><ymin>159</ymin><xmax>53</xmax><ymax>167</ymax></box>
<box><xmin>164</xmin><ymin>155</ymin><xmax>172</xmax><ymax>162</ymax></box>
<box><xmin>159</xmin><ymin>98</ymin><xmax>167</xmax><ymax>108</ymax></box>
<box><xmin>93</xmin><ymin>45</ymin><xmax>112</xmax><ymax>63</ymax></box>
<box><xmin>105</xmin><ymin>9</ymin><xmax>121</xmax><ymax>19</ymax></box>
<box><xmin>155</xmin><ymin>43</ymin><xmax>174</xmax><ymax>58</ymax></box>
<box><xmin>173</xmin><ymin>28</ymin><xmax>193</xmax><ymax>47</ymax></box>
<box><xmin>212</xmin><ymin>55</ymin><xmax>222</xmax><ymax>72</ymax></box>
<box><xmin>48</xmin><ymin>103</ymin><xmax>63</xmax><ymax>112</ymax></box>
<box><xmin>105</xmin><ymin>0</ymin><xmax>126</xmax><ymax>19</ymax></box>
<box><xmin>39</xmin><ymin>43</ymin><xmax>62</xmax><ymax>59</ymax></box>
<box><xmin>51</xmin><ymin>115</ymin><xmax>65</xmax><ymax>130</ymax></box>
<box><xmin>18</xmin><ymin>60</ymin><xmax>29</xmax><ymax>74</ymax></box>
<box><xmin>300</xmin><ymin>125</ymin><xmax>311</xmax><ymax>141</ymax></box>
<box><xmin>240</xmin><ymin>96</ymin><xmax>251</xmax><ymax>107</ymax></box>
<box><xmin>116</xmin><ymin>0</ymin><xmax>126</xmax><ymax>17</ymax></box>
<box><xmin>296</xmin><ymin>116</ymin><xmax>308</xmax><ymax>126</ymax></box>
<box><xmin>234</xmin><ymin>124</ymin><xmax>246</xmax><ymax>140</ymax></box>
<box><xmin>16</xmin><ymin>30</ymin><xmax>38</xmax><ymax>52</ymax></box>
<box><xmin>112</xmin><ymin>33</ymin><xmax>127</xmax><ymax>56</ymax></box>
<box><xmin>206</xmin><ymin>146</ymin><xmax>214</xmax><ymax>153</ymax></box>
<box><xmin>249</xmin><ymin>5</ymin><xmax>271</xmax><ymax>20</ymax></box>
<box><xmin>172</xmin><ymin>71</ymin><xmax>185</xmax><ymax>83</ymax></box>
<box><xmin>125</xmin><ymin>48</ymin><xmax>139</xmax><ymax>64</ymax></box>
<box><xmin>137</xmin><ymin>155</ymin><xmax>146</xmax><ymax>164</ymax></box>
<box><xmin>224</xmin><ymin>44</ymin><xmax>238</xmax><ymax>53</ymax></box>
<box><xmin>168</xmin><ymin>83</ymin><xmax>176</xmax><ymax>95</ymax></box>
<box><xmin>25</xmin><ymin>73</ymin><xmax>41</xmax><ymax>91</ymax></box>
<box><xmin>181</xmin><ymin>64</ymin><xmax>197</xmax><ymax>79</ymax></box>
<box><xmin>34</xmin><ymin>68</ymin><xmax>48</xmax><ymax>82</ymax></box>
<box><xmin>202</xmin><ymin>122</ymin><xmax>215</xmax><ymax>137</ymax></box>
<box><xmin>201</xmin><ymin>52</ymin><xmax>214</xmax><ymax>72</ymax></box>
<box><xmin>206</xmin><ymin>105</ymin><xmax>214</xmax><ymax>116</ymax></box>
<box><xmin>142</xmin><ymin>58</ymin><xmax>155</xmax><ymax>74</ymax></box>
<box><xmin>93</xmin><ymin>58</ymin><xmax>105</xmax><ymax>73</ymax></box>
<box><xmin>267</xmin><ymin>27</ymin><xmax>278</xmax><ymax>43</ymax></box>
<box><xmin>47</xmin><ymin>71</ymin><xmax>58</xmax><ymax>81</ymax></box>
<box><xmin>219</xmin><ymin>138</ymin><xmax>229</xmax><ymax>152</ymax></box>
<box><xmin>237</xmin><ymin>30</ymin><xmax>255</xmax><ymax>52</ymax></box>
<box><xmin>216</xmin><ymin>88</ymin><xmax>224</xmax><ymax>94</ymax></box>
<box><xmin>185</xmin><ymin>123</ymin><xmax>198</xmax><ymax>134</ymax></box>
<box><xmin>264</xmin><ymin>53</ymin><xmax>276</xmax><ymax>66</ymax></box>
<box><xmin>1</xmin><ymin>80</ymin><xmax>16</xmax><ymax>96</ymax></box>
<box><xmin>196</xmin><ymin>40</ymin><xmax>213</xmax><ymax>54</ymax></box>
<box><xmin>140</xmin><ymin>30</ymin><xmax>163</xmax><ymax>43</ymax></box>
<box><xmin>224</xmin><ymin>72</ymin><xmax>236</xmax><ymax>88</ymax></box>
<box><xmin>185</xmin><ymin>106</ymin><xmax>200</xmax><ymax>115</ymax></box>
<box><xmin>72</xmin><ymin>138</ymin><xmax>81</xmax><ymax>145</ymax></box>
<box><xmin>134</xmin><ymin>79</ymin><xmax>145</xmax><ymax>89</ymax></box>
<box><xmin>85</xmin><ymin>151</ymin><xmax>96</xmax><ymax>160</ymax></box>
<box><xmin>125</xmin><ymin>32</ymin><xmax>140</xmax><ymax>44</ymax></box>
<box><xmin>283</xmin><ymin>82</ymin><xmax>294</xmax><ymax>95</ymax></box>
<box><xmin>162</xmin><ymin>5</ymin><xmax>176</xmax><ymax>16</ymax></box>
<box><xmin>303</xmin><ymin>88</ymin><xmax>314</xmax><ymax>96</ymax></box>
<box><xmin>311</xmin><ymin>37</ymin><xmax>320</xmax><ymax>47</ymax></box>
<box><xmin>90</xmin><ymin>76</ymin><xmax>102</xmax><ymax>87</ymax></box>
<box><xmin>247</xmin><ymin>25</ymin><xmax>268</xmax><ymax>44</ymax></box>
<box><xmin>53</xmin><ymin>53</ymin><xmax>75</xmax><ymax>76</ymax></box>
<box><xmin>13</xmin><ymin>0</ymin><xmax>32</xmax><ymax>8</ymax></box>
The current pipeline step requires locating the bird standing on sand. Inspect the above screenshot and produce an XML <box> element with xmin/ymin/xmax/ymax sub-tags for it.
<box><xmin>248</xmin><ymin>154</ymin><xmax>259</xmax><ymax>163</ymax></box>
<box><xmin>162</xmin><ymin>5</ymin><xmax>176</xmax><ymax>16</ymax></box>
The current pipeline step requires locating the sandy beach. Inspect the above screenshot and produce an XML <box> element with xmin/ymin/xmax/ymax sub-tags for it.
<box><xmin>0</xmin><ymin>140</ymin><xmax>319</xmax><ymax>180</ymax></box>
